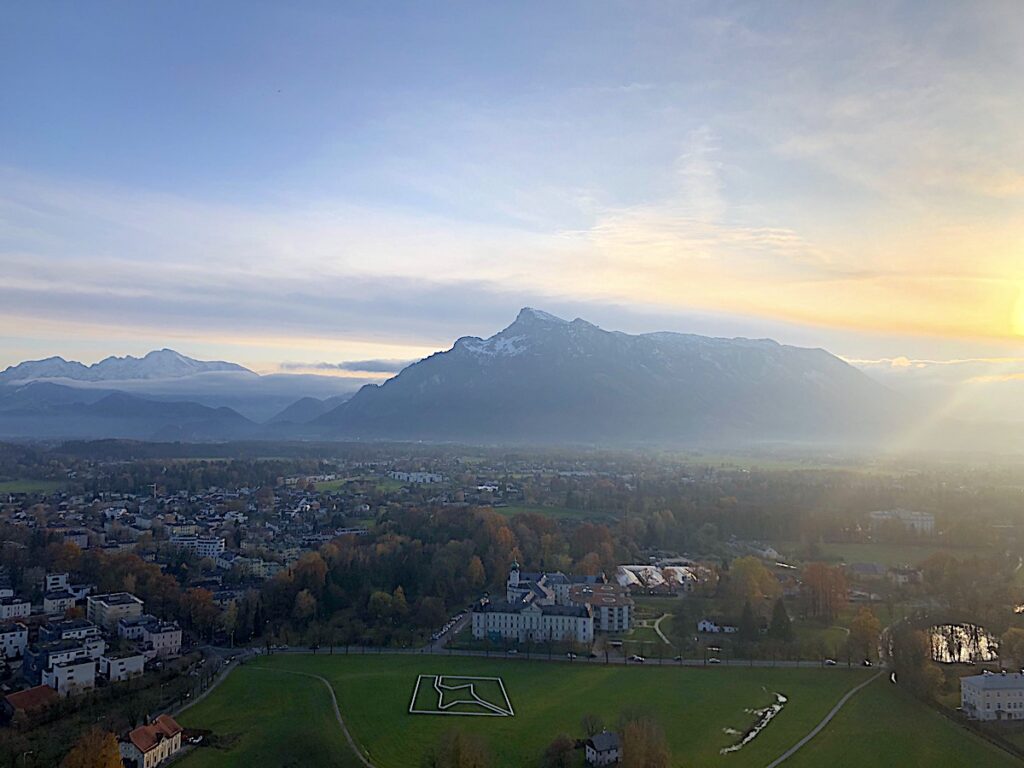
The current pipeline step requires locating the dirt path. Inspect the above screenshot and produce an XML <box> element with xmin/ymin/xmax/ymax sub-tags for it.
<box><xmin>764</xmin><ymin>671</ymin><xmax>882</xmax><ymax>768</ymax></box>
<box><xmin>653</xmin><ymin>613</ymin><xmax>672</xmax><ymax>645</ymax></box>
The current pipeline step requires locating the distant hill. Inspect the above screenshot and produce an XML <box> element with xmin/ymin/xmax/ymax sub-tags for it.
<box><xmin>316</xmin><ymin>308</ymin><xmax>900</xmax><ymax>444</ymax></box>
<box><xmin>0</xmin><ymin>349</ymin><xmax>251</xmax><ymax>383</ymax></box>
<box><xmin>267</xmin><ymin>394</ymin><xmax>351</xmax><ymax>424</ymax></box>
<box><xmin>0</xmin><ymin>383</ymin><xmax>257</xmax><ymax>441</ymax></box>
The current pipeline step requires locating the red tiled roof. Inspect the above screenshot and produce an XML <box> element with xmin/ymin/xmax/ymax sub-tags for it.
<box><xmin>5</xmin><ymin>685</ymin><xmax>58</xmax><ymax>712</ymax></box>
<box><xmin>128</xmin><ymin>714</ymin><xmax>183</xmax><ymax>753</ymax></box>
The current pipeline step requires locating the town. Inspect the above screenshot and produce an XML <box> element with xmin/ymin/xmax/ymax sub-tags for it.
<box><xmin>0</xmin><ymin>441</ymin><xmax>1022</xmax><ymax>766</ymax></box>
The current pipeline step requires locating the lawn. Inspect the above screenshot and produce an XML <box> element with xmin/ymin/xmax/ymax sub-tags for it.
<box><xmin>773</xmin><ymin>541</ymin><xmax>986</xmax><ymax>567</ymax></box>
<box><xmin>0</xmin><ymin>479</ymin><xmax>61</xmax><ymax>494</ymax></box>
<box><xmin>783</xmin><ymin>676</ymin><xmax>1019</xmax><ymax>767</ymax></box>
<box><xmin>179</xmin><ymin>654</ymin><xmax>874</xmax><ymax>768</ymax></box>
<box><xmin>177</xmin><ymin>663</ymin><xmax>361</xmax><ymax>768</ymax></box>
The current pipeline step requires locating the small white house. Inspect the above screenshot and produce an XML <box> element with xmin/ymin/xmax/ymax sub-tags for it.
<box><xmin>585</xmin><ymin>731</ymin><xmax>621</xmax><ymax>766</ymax></box>
<box><xmin>100</xmin><ymin>651</ymin><xmax>147</xmax><ymax>683</ymax></box>
<box><xmin>0</xmin><ymin>622</ymin><xmax>28</xmax><ymax>659</ymax></box>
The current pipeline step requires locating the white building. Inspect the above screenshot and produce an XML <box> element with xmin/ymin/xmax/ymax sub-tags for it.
<box><xmin>0</xmin><ymin>596</ymin><xmax>31</xmax><ymax>621</ymax></box>
<box><xmin>388</xmin><ymin>471</ymin><xmax>443</xmax><ymax>483</ymax></box>
<box><xmin>170</xmin><ymin>535</ymin><xmax>226</xmax><ymax>559</ymax></box>
<box><xmin>45</xmin><ymin>573</ymin><xmax>70</xmax><ymax>592</ymax></box>
<box><xmin>506</xmin><ymin>562</ymin><xmax>603</xmax><ymax>606</ymax></box>
<box><xmin>568</xmin><ymin>584</ymin><xmax>633</xmax><ymax>632</ymax></box>
<box><xmin>142</xmin><ymin>620</ymin><xmax>182</xmax><ymax>658</ymax></box>
<box><xmin>962</xmin><ymin>672</ymin><xmax>1024</xmax><ymax>721</ymax></box>
<box><xmin>0</xmin><ymin>622</ymin><xmax>28</xmax><ymax>659</ymax></box>
<box><xmin>42</xmin><ymin>657</ymin><xmax>96</xmax><ymax>697</ymax></box>
<box><xmin>43</xmin><ymin>590</ymin><xmax>77</xmax><ymax>615</ymax></box>
<box><xmin>585</xmin><ymin>731</ymin><xmax>621</xmax><ymax>766</ymax></box>
<box><xmin>100</xmin><ymin>651</ymin><xmax>147</xmax><ymax>683</ymax></box>
<box><xmin>472</xmin><ymin>600</ymin><xmax>593</xmax><ymax>644</ymax></box>
<box><xmin>87</xmin><ymin>593</ymin><xmax>144</xmax><ymax>630</ymax></box>
<box><xmin>869</xmin><ymin>509</ymin><xmax>935</xmax><ymax>535</ymax></box>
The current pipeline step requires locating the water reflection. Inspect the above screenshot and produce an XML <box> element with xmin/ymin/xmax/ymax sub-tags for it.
<box><xmin>929</xmin><ymin>623</ymin><xmax>998</xmax><ymax>663</ymax></box>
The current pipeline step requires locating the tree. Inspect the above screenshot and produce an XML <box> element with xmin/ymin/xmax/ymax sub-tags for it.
<box><xmin>541</xmin><ymin>733</ymin><xmax>575</xmax><ymax>768</ymax></box>
<box><xmin>769</xmin><ymin>597</ymin><xmax>793</xmax><ymax>641</ymax></box>
<box><xmin>221</xmin><ymin>601</ymin><xmax>239</xmax><ymax>646</ymax></box>
<box><xmin>620</xmin><ymin>716</ymin><xmax>670</xmax><ymax>768</ymax></box>
<box><xmin>738</xmin><ymin>601</ymin><xmax>759</xmax><ymax>643</ymax></box>
<box><xmin>801</xmin><ymin>563</ymin><xmax>847</xmax><ymax>621</ymax></box>
<box><xmin>848</xmin><ymin>607</ymin><xmax>882</xmax><ymax>661</ymax></box>
<box><xmin>889</xmin><ymin>623</ymin><xmax>941</xmax><ymax>700</ymax></box>
<box><xmin>467</xmin><ymin>556</ymin><xmax>486</xmax><ymax>590</ymax></box>
<box><xmin>293</xmin><ymin>589</ymin><xmax>317</xmax><ymax>624</ymax></box>
<box><xmin>1001</xmin><ymin>628</ymin><xmax>1024</xmax><ymax>668</ymax></box>
<box><xmin>726</xmin><ymin>557</ymin><xmax>781</xmax><ymax>612</ymax></box>
<box><xmin>421</xmin><ymin>729</ymin><xmax>490</xmax><ymax>768</ymax></box>
<box><xmin>61</xmin><ymin>729</ymin><xmax>121</xmax><ymax>768</ymax></box>
<box><xmin>581</xmin><ymin>712</ymin><xmax>604</xmax><ymax>736</ymax></box>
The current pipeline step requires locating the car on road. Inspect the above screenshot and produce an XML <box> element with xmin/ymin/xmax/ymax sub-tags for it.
<box><xmin>506</xmin><ymin>649</ymin><xmax>518</xmax><ymax>655</ymax></box>
<box><xmin>628</xmin><ymin>655</ymin><xmax>646</xmax><ymax>663</ymax></box>
<box><xmin>824</xmin><ymin>658</ymin><xmax>837</xmax><ymax>666</ymax></box>
<box><xmin>566</xmin><ymin>652</ymin><xmax>577</xmax><ymax>659</ymax></box>
<box><xmin>862</xmin><ymin>659</ymin><xmax>873</xmax><ymax>667</ymax></box>
<box><xmin>708</xmin><ymin>657</ymin><xmax>722</xmax><ymax>664</ymax></box>
<box><xmin>673</xmin><ymin>655</ymin><xmax>683</xmax><ymax>661</ymax></box>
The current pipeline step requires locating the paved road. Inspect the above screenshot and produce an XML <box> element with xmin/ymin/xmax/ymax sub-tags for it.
<box><xmin>255</xmin><ymin>643</ymin><xmax>869</xmax><ymax>670</ymax></box>
<box><xmin>764</xmin><ymin>671</ymin><xmax>883</xmax><ymax>768</ymax></box>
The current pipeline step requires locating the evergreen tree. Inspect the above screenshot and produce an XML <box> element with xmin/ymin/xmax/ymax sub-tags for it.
<box><xmin>738</xmin><ymin>600</ymin><xmax>759</xmax><ymax>642</ymax></box>
<box><xmin>769</xmin><ymin>597</ymin><xmax>793</xmax><ymax>641</ymax></box>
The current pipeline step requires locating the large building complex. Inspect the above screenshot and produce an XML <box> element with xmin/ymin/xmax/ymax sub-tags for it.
<box><xmin>961</xmin><ymin>672</ymin><xmax>1024</xmax><ymax>721</ymax></box>
<box><xmin>87</xmin><ymin>593</ymin><xmax>144</xmax><ymax>630</ymax></box>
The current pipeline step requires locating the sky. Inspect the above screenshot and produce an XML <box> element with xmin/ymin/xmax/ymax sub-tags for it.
<box><xmin>2</xmin><ymin>1</ymin><xmax>1024</xmax><ymax>419</ymax></box>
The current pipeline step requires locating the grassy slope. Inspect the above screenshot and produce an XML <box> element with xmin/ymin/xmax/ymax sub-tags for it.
<box><xmin>784</xmin><ymin>677</ymin><xmax>1019</xmax><ymax>768</ymax></box>
<box><xmin>177</xmin><ymin>664</ymin><xmax>361</xmax><ymax>768</ymax></box>
<box><xmin>181</xmin><ymin>655</ymin><xmax>870</xmax><ymax>768</ymax></box>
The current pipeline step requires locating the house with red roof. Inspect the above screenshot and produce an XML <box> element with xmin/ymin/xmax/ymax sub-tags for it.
<box><xmin>119</xmin><ymin>714</ymin><xmax>183</xmax><ymax>768</ymax></box>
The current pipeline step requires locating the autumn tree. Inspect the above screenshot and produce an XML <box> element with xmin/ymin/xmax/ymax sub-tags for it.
<box><xmin>848</xmin><ymin>607</ymin><xmax>882</xmax><ymax>661</ymax></box>
<box><xmin>422</xmin><ymin>729</ymin><xmax>490</xmax><ymax>768</ymax></box>
<box><xmin>1001</xmin><ymin>628</ymin><xmax>1024</xmax><ymax>668</ymax></box>
<box><xmin>61</xmin><ymin>729</ymin><xmax>121</xmax><ymax>768</ymax></box>
<box><xmin>620</xmin><ymin>716</ymin><xmax>670</xmax><ymax>768</ymax></box>
<box><xmin>725</xmin><ymin>557</ymin><xmax>781</xmax><ymax>613</ymax></box>
<box><xmin>581</xmin><ymin>712</ymin><xmax>604</xmax><ymax>736</ymax></box>
<box><xmin>467</xmin><ymin>556</ymin><xmax>486</xmax><ymax>590</ymax></box>
<box><xmin>541</xmin><ymin>734</ymin><xmax>575</xmax><ymax>768</ymax></box>
<box><xmin>801</xmin><ymin>563</ymin><xmax>847</xmax><ymax>621</ymax></box>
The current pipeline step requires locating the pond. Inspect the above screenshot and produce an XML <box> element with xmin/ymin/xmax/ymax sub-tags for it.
<box><xmin>929</xmin><ymin>623</ymin><xmax>998</xmax><ymax>663</ymax></box>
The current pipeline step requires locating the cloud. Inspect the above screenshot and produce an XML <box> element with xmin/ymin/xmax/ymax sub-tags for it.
<box><xmin>279</xmin><ymin>358</ymin><xmax>417</xmax><ymax>374</ymax></box>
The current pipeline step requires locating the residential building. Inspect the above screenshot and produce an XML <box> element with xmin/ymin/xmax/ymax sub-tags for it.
<box><xmin>100</xmin><ymin>651</ymin><xmax>146</xmax><ymax>682</ymax></box>
<box><xmin>1</xmin><ymin>685</ymin><xmax>59</xmax><ymax>722</ymax></box>
<box><xmin>42</xmin><ymin>657</ymin><xmax>96</xmax><ymax>697</ymax></box>
<box><xmin>568</xmin><ymin>583</ymin><xmax>633</xmax><ymax>632</ymax></box>
<box><xmin>23</xmin><ymin>637</ymin><xmax>105</xmax><ymax>684</ymax></box>
<box><xmin>120</xmin><ymin>714</ymin><xmax>184</xmax><ymax>768</ymax></box>
<box><xmin>39</xmin><ymin>618</ymin><xmax>101</xmax><ymax>643</ymax></box>
<box><xmin>585</xmin><ymin>731</ymin><xmax>621</xmax><ymax>766</ymax></box>
<box><xmin>0</xmin><ymin>596</ymin><xmax>31</xmax><ymax>621</ymax></box>
<box><xmin>0</xmin><ymin>622</ymin><xmax>28</xmax><ymax>659</ymax></box>
<box><xmin>142</xmin><ymin>620</ymin><xmax>182</xmax><ymax>657</ymax></box>
<box><xmin>616</xmin><ymin>564</ymin><xmax>701</xmax><ymax>594</ymax></box>
<box><xmin>45</xmin><ymin>572</ymin><xmax>70</xmax><ymax>592</ymax></box>
<box><xmin>170</xmin><ymin>535</ymin><xmax>226</xmax><ymax>559</ymax></box>
<box><xmin>43</xmin><ymin>589</ymin><xmax>77</xmax><ymax>615</ymax></box>
<box><xmin>472</xmin><ymin>600</ymin><xmax>593</xmax><ymax>644</ymax></box>
<box><xmin>87</xmin><ymin>592</ymin><xmax>144</xmax><ymax>630</ymax></box>
<box><xmin>962</xmin><ymin>672</ymin><xmax>1024</xmax><ymax>720</ymax></box>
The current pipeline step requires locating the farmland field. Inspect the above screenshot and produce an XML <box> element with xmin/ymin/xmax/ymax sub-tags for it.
<box><xmin>173</xmin><ymin>653</ymin><xmax>1014</xmax><ymax>768</ymax></box>
<box><xmin>0</xmin><ymin>479</ymin><xmax>61</xmax><ymax>494</ymax></box>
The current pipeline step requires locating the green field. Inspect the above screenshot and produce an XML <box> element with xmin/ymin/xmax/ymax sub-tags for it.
<box><xmin>784</xmin><ymin>676</ymin><xmax>1018</xmax><ymax>767</ymax></box>
<box><xmin>0</xmin><ymin>479</ymin><xmax>61</xmax><ymax>494</ymax></box>
<box><xmin>172</xmin><ymin>655</ymin><xmax>851</xmax><ymax>768</ymax></box>
<box><xmin>773</xmin><ymin>541</ymin><xmax>985</xmax><ymax>567</ymax></box>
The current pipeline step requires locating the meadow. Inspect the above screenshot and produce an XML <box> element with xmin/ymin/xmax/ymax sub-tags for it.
<box><xmin>173</xmin><ymin>653</ymin><xmax>1014</xmax><ymax>768</ymax></box>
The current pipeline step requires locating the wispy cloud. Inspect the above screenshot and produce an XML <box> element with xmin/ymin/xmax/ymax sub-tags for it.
<box><xmin>279</xmin><ymin>358</ymin><xmax>417</xmax><ymax>374</ymax></box>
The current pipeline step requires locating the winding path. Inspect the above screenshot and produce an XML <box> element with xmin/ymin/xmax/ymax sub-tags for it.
<box><xmin>764</xmin><ymin>671</ymin><xmax>882</xmax><ymax>768</ymax></box>
<box><xmin>653</xmin><ymin>613</ymin><xmax>672</xmax><ymax>645</ymax></box>
<box><xmin>251</xmin><ymin>666</ymin><xmax>377</xmax><ymax>768</ymax></box>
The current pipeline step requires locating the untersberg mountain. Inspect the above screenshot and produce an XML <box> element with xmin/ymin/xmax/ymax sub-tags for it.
<box><xmin>0</xmin><ymin>311</ymin><xmax>899</xmax><ymax>444</ymax></box>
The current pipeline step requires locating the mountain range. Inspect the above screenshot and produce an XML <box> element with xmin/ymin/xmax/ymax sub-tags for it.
<box><xmin>0</xmin><ymin>309</ymin><xmax>906</xmax><ymax>445</ymax></box>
